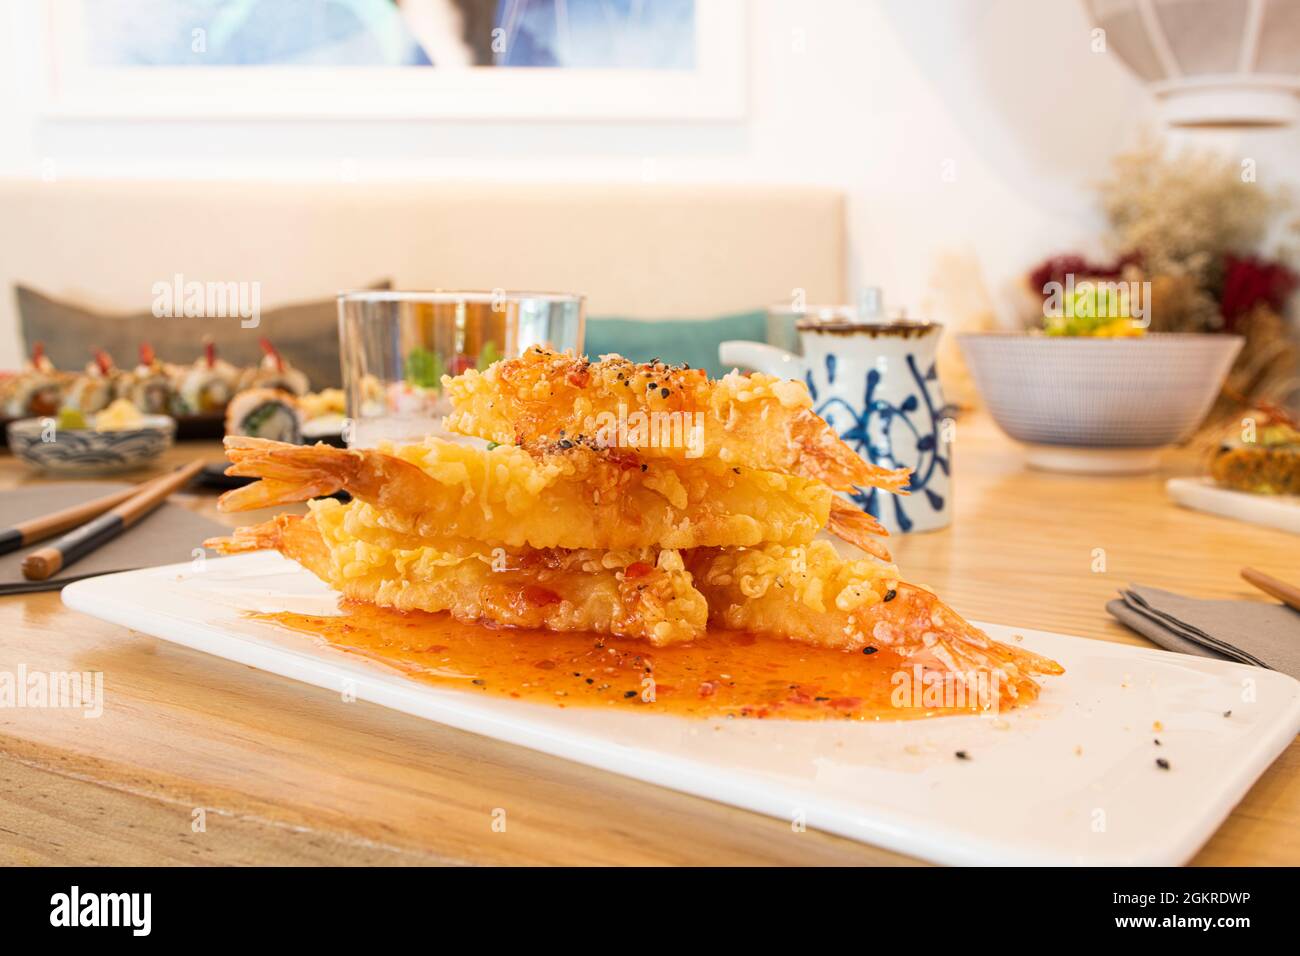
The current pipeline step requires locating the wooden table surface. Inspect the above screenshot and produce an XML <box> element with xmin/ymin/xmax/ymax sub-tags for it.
<box><xmin>1</xmin><ymin>415</ymin><xmax>1296</xmax><ymax>866</ymax></box>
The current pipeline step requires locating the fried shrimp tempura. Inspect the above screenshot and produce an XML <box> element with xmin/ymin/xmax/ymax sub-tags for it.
<box><xmin>442</xmin><ymin>349</ymin><xmax>911</xmax><ymax>493</ymax></box>
<box><xmin>685</xmin><ymin>542</ymin><xmax>1064</xmax><ymax>703</ymax></box>
<box><xmin>218</xmin><ymin>436</ymin><xmax>837</xmax><ymax>551</ymax></box>
<box><xmin>208</xmin><ymin>500</ymin><xmax>708</xmax><ymax>645</ymax></box>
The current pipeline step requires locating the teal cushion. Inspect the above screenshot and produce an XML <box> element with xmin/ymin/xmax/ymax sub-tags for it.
<box><xmin>584</xmin><ymin>311</ymin><xmax>771</xmax><ymax>379</ymax></box>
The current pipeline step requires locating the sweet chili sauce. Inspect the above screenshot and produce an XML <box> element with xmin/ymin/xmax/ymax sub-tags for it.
<box><xmin>253</xmin><ymin>602</ymin><xmax>1007</xmax><ymax>721</ymax></box>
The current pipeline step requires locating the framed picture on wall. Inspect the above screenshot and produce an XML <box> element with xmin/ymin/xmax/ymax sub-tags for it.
<box><xmin>29</xmin><ymin>0</ymin><xmax>746</xmax><ymax>120</ymax></box>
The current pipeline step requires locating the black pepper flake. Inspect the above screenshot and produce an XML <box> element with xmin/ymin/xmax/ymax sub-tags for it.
<box><xmin>623</xmin><ymin>690</ymin><xmax>637</xmax><ymax>699</ymax></box>
<box><xmin>1223</xmin><ymin>710</ymin><xmax>1232</xmax><ymax>718</ymax></box>
<box><xmin>1156</xmin><ymin>758</ymin><xmax>1170</xmax><ymax>770</ymax></box>
<box><xmin>862</xmin><ymin>646</ymin><xmax>878</xmax><ymax>655</ymax></box>
<box><xmin>660</xmin><ymin>388</ymin><xmax>670</xmax><ymax>398</ymax></box>
<box><xmin>1154</xmin><ymin>738</ymin><xmax>1161</xmax><ymax>746</ymax></box>
<box><xmin>732</xmin><ymin>467</ymin><xmax>741</xmax><ymax>474</ymax></box>
<box><xmin>883</xmin><ymin>589</ymin><xmax>897</xmax><ymax>602</ymax></box>
<box><xmin>640</xmin><ymin>463</ymin><xmax>648</xmax><ymax>472</ymax></box>
<box><xmin>585</xmin><ymin>678</ymin><xmax>594</xmax><ymax>684</ymax></box>
<box><xmin>814</xmin><ymin>696</ymin><xmax>830</xmax><ymax>702</ymax></box>
<box><xmin>955</xmin><ymin>750</ymin><xmax>970</xmax><ymax>760</ymax></box>
<box><xmin>471</xmin><ymin>679</ymin><xmax>485</xmax><ymax>686</ymax></box>
<box><xmin>647</xmin><ymin>382</ymin><xmax>657</xmax><ymax>390</ymax></box>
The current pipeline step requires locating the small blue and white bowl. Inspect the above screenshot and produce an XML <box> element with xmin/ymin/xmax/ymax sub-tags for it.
<box><xmin>6</xmin><ymin>416</ymin><xmax>176</xmax><ymax>474</ymax></box>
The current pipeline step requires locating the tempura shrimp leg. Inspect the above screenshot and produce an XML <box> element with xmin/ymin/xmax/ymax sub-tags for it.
<box><xmin>685</xmin><ymin>542</ymin><xmax>1064</xmax><ymax>703</ymax></box>
<box><xmin>217</xmin><ymin>436</ymin><xmax>846</xmax><ymax>552</ymax></box>
<box><xmin>443</xmin><ymin>349</ymin><xmax>911</xmax><ymax>494</ymax></box>
<box><xmin>207</xmin><ymin>506</ymin><xmax>708</xmax><ymax>645</ymax></box>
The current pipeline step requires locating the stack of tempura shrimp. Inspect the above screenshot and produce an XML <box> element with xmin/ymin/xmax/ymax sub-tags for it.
<box><xmin>208</xmin><ymin>348</ymin><xmax>1062</xmax><ymax>703</ymax></box>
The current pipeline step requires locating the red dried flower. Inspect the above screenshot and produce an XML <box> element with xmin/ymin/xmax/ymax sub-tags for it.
<box><xmin>1219</xmin><ymin>254</ymin><xmax>1297</xmax><ymax>330</ymax></box>
<box><xmin>1028</xmin><ymin>251</ymin><xmax>1142</xmax><ymax>299</ymax></box>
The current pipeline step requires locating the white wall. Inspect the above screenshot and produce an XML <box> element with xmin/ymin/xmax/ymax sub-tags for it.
<box><xmin>2</xmin><ymin>0</ymin><xmax>1298</xmax><ymax>335</ymax></box>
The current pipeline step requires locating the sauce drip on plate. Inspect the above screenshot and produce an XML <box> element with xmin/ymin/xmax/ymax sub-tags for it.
<box><xmin>253</xmin><ymin>602</ymin><xmax>1006</xmax><ymax>721</ymax></box>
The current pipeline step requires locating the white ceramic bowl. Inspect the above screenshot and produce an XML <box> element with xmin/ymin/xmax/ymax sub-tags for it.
<box><xmin>957</xmin><ymin>333</ymin><xmax>1243</xmax><ymax>473</ymax></box>
<box><xmin>6</xmin><ymin>415</ymin><xmax>176</xmax><ymax>473</ymax></box>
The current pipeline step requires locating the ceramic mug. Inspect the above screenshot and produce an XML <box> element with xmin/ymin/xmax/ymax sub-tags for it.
<box><xmin>720</xmin><ymin>321</ymin><xmax>952</xmax><ymax>533</ymax></box>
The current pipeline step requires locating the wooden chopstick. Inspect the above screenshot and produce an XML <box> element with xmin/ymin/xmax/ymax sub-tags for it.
<box><xmin>1241</xmin><ymin>566</ymin><xmax>1300</xmax><ymax>614</ymax></box>
<box><xmin>0</xmin><ymin>483</ymin><xmax>144</xmax><ymax>557</ymax></box>
<box><xmin>21</xmin><ymin>459</ymin><xmax>206</xmax><ymax>581</ymax></box>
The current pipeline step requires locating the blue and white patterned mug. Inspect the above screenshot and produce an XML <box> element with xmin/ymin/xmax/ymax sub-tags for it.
<box><xmin>720</xmin><ymin>321</ymin><xmax>952</xmax><ymax>534</ymax></box>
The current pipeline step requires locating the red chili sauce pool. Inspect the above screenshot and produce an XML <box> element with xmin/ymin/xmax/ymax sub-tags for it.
<box><xmin>253</xmin><ymin>601</ymin><xmax>1005</xmax><ymax>721</ymax></box>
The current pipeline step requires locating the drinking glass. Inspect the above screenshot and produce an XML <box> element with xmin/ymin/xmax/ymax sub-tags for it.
<box><xmin>338</xmin><ymin>290</ymin><xmax>584</xmax><ymax>447</ymax></box>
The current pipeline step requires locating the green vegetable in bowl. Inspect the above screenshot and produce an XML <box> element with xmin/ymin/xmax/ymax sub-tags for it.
<box><xmin>56</xmin><ymin>407</ymin><xmax>88</xmax><ymax>430</ymax></box>
<box><xmin>1043</xmin><ymin>285</ymin><xmax>1145</xmax><ymax>338</ymax></box>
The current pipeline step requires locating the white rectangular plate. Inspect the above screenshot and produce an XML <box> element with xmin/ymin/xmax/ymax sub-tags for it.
<box><xmin>64</xmin><ymin>553</ymin><xmax>1300</xmax><ymax>866</ymax></box>
<box><xmin>1168</xmin><ymin>476</ymin><xmax>1300</xmax><ymax>535</ymax></box>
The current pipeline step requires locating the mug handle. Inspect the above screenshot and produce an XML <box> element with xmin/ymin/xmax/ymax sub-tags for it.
<box><xmin>718</xmin><ymin>340</ymin><xmax>806</xmax><ymax>378</ymax></box>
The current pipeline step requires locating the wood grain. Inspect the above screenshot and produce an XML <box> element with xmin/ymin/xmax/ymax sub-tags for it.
<box><xmin>0</xmin><ymin>419</ymin><xmax>1295</xmax><ymax>866</ymax></box>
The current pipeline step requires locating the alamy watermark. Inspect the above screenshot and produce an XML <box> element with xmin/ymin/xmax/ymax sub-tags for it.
<box><xmin>151</xmin><ymin>272</ymin><xmax>261</xmax><ymax>328</ymax></box>
<box><xmin>1043</xmin><ymin>273</ymin><xmax>1151</xmax><ymax>327</ymax></box>
<box><xmin>0</xmin><ymin>664</ymin><xmax>103</xmax><ymax>717</ymax></box>
<box><xmin>891</xmin><ymin>663</ymin><xmax>1003</xmax><ymax>712</ymax></box>
<box><xmin>591</xmin><ymin>403</ymin><xmax>705</xmax><ymax>457</ymax></box>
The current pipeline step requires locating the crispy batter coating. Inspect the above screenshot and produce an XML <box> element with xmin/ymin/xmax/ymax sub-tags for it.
<box><xmin>218</xmin><ymin>436</ymin><xmax>836</xmax><ymax>551</ymax></box>
<box><xmin>686</xmin><ymin>542</ymin><xmax>1064</xmax><ymax>702</ymax></box>
<box><xmin>208</xmin><ymin>501</ymin><xmax>708</xmax><ymax>645</ymax></box>
<box><xmin>442</xmin><ymin>349</ymin><xmax>911</xmax><ymax>493</ymax></box>
<box><xmin>209</xmin><ymin>501</ymin><xmax>1061</xmax><ymax>689</ymax></box>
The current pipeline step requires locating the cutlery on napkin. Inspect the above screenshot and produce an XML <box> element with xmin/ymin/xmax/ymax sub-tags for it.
<box><xmin>1107</xmin><ymin>582</ymin><xmax>1300</xmax><ymax>680</ymax></box>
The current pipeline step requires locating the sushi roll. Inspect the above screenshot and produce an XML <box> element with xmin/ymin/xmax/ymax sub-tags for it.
<box><xmin>3</xmin><ymin>343</ymin><xmax>67</xmax><ymax>418</ymax></box>
<box><xmin>119</xmin><ymin>343</ymin><xmax>184</xmax><ymax>416</ymax></box>
<box><xmin>179</xmin><ymin>340</ymin><xmax>240</xmax><ymax>414</ymax></box>
<box><xmin>238</xmin><ymin>338</ymin><xmax>310</xmax><ymax>396</ymax></box>
<box><xmin>225</xmin><ymin>387</ymin><xmax>303</xmax><ymax>443</ymax></box>
<box><xmin>64</xmin><ymin>349</ymin><xmax>125</xmax><ymax>415</ymax></box>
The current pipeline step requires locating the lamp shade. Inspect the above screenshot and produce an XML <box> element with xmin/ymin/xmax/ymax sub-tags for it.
<box><xmin>1086</xmin><ymin>0</ymin><xmax>1300</xmax><ymax>126</ymax></box>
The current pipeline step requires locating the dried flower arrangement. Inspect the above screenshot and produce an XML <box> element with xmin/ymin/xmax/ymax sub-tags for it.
<box><xmin>1025</xmin><ymin>138</ymin><xmax>1299</xmax><ymax>415</ymax></box>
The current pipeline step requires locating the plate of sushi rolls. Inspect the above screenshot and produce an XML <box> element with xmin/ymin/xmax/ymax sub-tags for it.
<box><xmin>1</xmin><ymin>343</ymin><xmax>73</xmax><ymax>420</ymax></box>
<box><xmin>0</xmin><ymin>337</ymin><xmax>319</xmax><ymax>444</ymax></box>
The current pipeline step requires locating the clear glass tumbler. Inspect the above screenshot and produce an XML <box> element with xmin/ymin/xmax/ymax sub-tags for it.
<box><xmin>338</xmin><ymin>290</ymin><xmax>584</xmax><ymax>447</ymax></box>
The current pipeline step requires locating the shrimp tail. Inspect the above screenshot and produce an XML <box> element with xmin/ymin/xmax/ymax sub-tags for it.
<box><xmin>827</xmin><ymin>498</ymin><xmax>892</xmax><ymax>561</ymax></box>
<box><xmin>217</xmin><ymin>436</ymin><xmax>438</xmax><ymax>514</ymax></box>
<box><xmin>205</xmin><ymin>513</ymin><xmax>332</xmax><ymax>580</ymax></box>
<box><xmin>793</xmin><ymin>414</ymin><xmax>912</xmax><ymax>493</ymax></box>
<box><xmin>204</xmin><ymin>516</ymin><xmax>292</xmax><ymax>554</ymax></box>
<box><xmin>874</xmin><ymin>584</ymin><xmax>1065</xmax><ymax>704</ymax></box>
<box><xmin>217</xmin><ymin>438</ymin><xmax>351</xmax><ymax>511</ymax></box>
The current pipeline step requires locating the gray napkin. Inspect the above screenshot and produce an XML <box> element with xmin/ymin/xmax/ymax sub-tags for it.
<box><xmin>1107</xmin><ymin>584</ymin><xmax>1300</xmax><ymax>680</ymax></box>
<box><xmin>0</xmin><ymin>481</ymin><xmax>227</xmax><ymax>594</ymax></box>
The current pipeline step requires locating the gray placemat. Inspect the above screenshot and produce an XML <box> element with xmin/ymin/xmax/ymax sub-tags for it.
<box><xmin>0</xmin><ymin>481</ymin><xmax>227</xmax><ymax>593</ymax></box>
<box><xmin>1107</xmin><ymin>584</ymin><xmax>1300</xmax><ymax>680</ymax></box>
